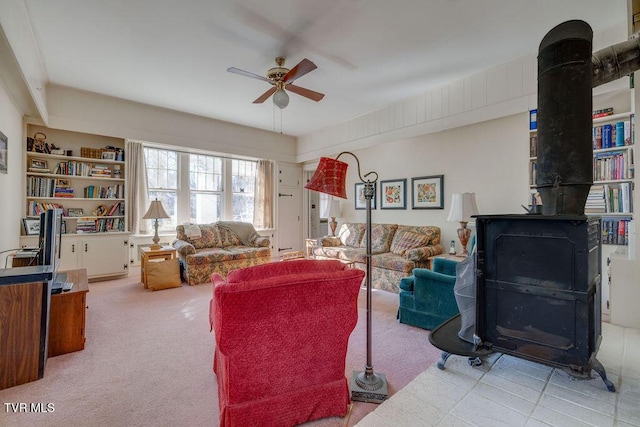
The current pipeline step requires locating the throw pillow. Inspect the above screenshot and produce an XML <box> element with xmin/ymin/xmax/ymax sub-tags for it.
<box><xmin>338</xmin><ymin>223</ymin><xmax>364</xmax><ymax>247</ymax></box>
<box><xmin>146</xmin><ymin>258</ymin><xmax>182</xmax><ymax>291</ymax></box>
<box><xmin>390</xmin><ymin>231</ymin><xmax>430</xmax><ymax>256</ymax></box>
<box><xmin>361</xmin><ymin>224</ymin><xmax>397</xmax><ymax>253</ymax></box>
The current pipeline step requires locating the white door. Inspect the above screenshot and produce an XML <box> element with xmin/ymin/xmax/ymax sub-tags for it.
<box><xmin>277</xmin><ymin>163</ymin><xmax>302</xmax><ymax>256</ymax></box>
<box><xmin>81</xmin><ymin>235</ymin><xmax>128</xmax><ymax>277</ymax></box>
<box><xmin>58</xmin><ymin>237</ymin><xmax>80</xmax><ymax>271</ymax></box>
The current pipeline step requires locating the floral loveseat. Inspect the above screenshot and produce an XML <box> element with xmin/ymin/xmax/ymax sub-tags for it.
<box><xmin>310</xmin><ymin>223</ymin><xmax>443</xmax><ymax>293</ymax></box>
<box><xmin>172</xmin><ymin>221</ymin><xmax>271</xmax><ymax>286</ymax></box>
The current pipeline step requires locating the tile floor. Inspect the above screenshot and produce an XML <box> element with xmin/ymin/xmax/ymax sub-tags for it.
<box><xmin>357</xmin><ymin>322</ymin><xmax>640</xmax><ymax>426</ymax></box>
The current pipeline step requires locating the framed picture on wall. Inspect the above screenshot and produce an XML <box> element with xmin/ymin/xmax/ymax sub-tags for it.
<box><xmin>354</xmin><ymin>182</ymin><xmax>376</xmax><ymax>210</ymax></box>
<box><xmin>0</xmin><ymin>130</ymin><xmax>7</xmax><ymax>174</ymax></box>
<box><xmin>411</xmin><ymin>175</ymin><xmax>444</xmax><ymax>209</ymax></box>
<box><xmin>380</xmin><ymin>179</ymin><xmax>406</xmax><ymax>209</ymax></box>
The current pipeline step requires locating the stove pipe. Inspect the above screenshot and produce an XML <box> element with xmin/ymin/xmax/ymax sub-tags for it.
<box><xmin>537</xmin><ymin>20</ymin><xmax>640</xmax><ymax>215</ymax></box>
<box><xmin>537</xmin><ymin>20</ymin><xmax>593</xmax><ymax>215</ymax></box>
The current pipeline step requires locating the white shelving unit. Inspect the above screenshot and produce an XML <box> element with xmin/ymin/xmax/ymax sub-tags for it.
<box><xmin>21</xmin><ymin>124</ymin><xmax>130</xmax><ymax>279</ymax></box>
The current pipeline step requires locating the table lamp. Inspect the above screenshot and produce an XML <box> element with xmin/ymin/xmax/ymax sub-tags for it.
<box><xmin>142</xmin><ymin>199</ymin><xmax>170</xmax><ymax>250</ymax></box>
<box><xmin>327</xmin><ymin>199</ymin><xmax>341</xmax><ymax>236</ymax></box>
<box><xmin>305</xmin><ymin>152</ymin><xmax>388</xmax><ymax>404</ymax></box>
<box><xmin>447</xmin><ymin>192</ymin><xmax>478</xmax><ymax>256</ymax></box>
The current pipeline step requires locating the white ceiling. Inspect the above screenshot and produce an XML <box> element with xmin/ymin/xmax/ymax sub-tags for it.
<box><xmin>23</xmin><ymin>0</ymin><xmax>627</xmax><ymax>137</ymax></box>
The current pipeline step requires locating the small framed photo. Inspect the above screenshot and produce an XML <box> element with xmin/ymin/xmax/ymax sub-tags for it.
<box><xmin>67</xmin><ymin>208</ymin><xmax>84</xmax><ymax>217</ymax></box>
<box><xmin>380</xmin><ymin>179</ymin><xmax>406</xmax><ymax>209</ymax></box>
<box><xmin>29</xmin><ymin>159</ymin><xmax>48</xmax><ymax>170</ymax></box>
<box><xmin>56</xmin><ymin>178</ymin><xmax>70</xmax><ymax>188</ymax></box>
<box><xmin>411</xmin><ymin>175</ymin><xmax>444</xmax><ymax>209</ymax></box>
<box><xmin>23</xmin><ymin>218</ymin><xmax>40</xmax><ymax>235</ymax></box>
<box><xmin>355</xmin><ymin>182</ymin><xmax>376</xmax><ymax>210</ymax></box>
<box><xmin>101</xmin><ymin>151</ymin><xmax>116</xmax><ymax>160</ymax></box>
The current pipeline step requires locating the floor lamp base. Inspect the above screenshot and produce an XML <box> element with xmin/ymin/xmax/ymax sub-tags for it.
<box><xmin>350</xmin><ymin>370</ymin><xmax>389</xmax><ymax>403</ymax></box>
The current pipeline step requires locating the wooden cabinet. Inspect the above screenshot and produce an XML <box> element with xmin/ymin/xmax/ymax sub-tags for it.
<box><xmin>48</xmin><ymin>269</ymin><xmax>89</xmax><ymax>357</ymax></box>
<box><xmin>21</xmin><ymin>229</ymin><xmax>129</xmax><ymax>279</ymax></box>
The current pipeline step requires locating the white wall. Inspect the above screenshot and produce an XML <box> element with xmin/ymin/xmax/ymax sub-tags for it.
<box><xmin>0</xmin><ymin>79</ymin><xmax>26</xmax><ymax>267</ymax></box>
<box><xmin>329</xmin><ymin>113</ymin><xmax>529</xmax><ymax>249</ymax></box>
<box><xmin>44</xmin><ymin>85</ymin><xmax>297</xmax><ymax>163</ymax></box>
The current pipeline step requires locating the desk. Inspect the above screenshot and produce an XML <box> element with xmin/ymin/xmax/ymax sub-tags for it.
<box><xmin>140</xmin><ymin>246</ymin><xmax>177</xmax><ymax>289</ymax></box>
<box><xmin>48</xmin><ymin>269</ymin><xmax>89</xmax><ymax>357</ymax></box>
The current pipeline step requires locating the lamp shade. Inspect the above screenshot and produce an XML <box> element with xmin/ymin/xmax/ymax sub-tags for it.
<box><xmin>273</xmin><ymin>88</ymin><xmax>289</xmax><ymax>109</ymax></box>
<box><xmin>326</xmin><ymin>200</ymin><xmax>341</xmax><ymax>218</ymax></box>
<box><xmin>142</xmin><ymin>199</ymin><xmax>170</xmax><ymax>220</ymax></box>
<box><xmin>447</xmin><ymin>192</ymin><xmax>479</xmax><ymax>222</ymax></box>
<box><xmin>305</xmin><ymin>156</ymin><xmax>349</xmax><ymax>199</ymax></box>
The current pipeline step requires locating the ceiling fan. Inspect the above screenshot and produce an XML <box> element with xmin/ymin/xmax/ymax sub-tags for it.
<box><xmin>227</xmin><ymin>57</ymin><xmax>325</xmax><ymax>109</ymax></box>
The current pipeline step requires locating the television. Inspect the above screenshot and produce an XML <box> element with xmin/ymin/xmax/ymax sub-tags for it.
<box><xmin>37</xmin><ymin>208</ymin><xmax>63</xmax><ymax>279</ymax></box>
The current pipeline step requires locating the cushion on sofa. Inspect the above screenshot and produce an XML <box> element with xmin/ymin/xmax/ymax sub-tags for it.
<box><xmin>360</xmin><ymin>224</ymin><xmax>398</xmax><ymax>253</ymax></box>
<box><xmin>390</xmin><ymin>230</ymin><xmax>431</xmax><ymax>255</ymax></box>
<box><xmin>224</xmin><ymin>246</ymin><xmax>271</xmax><ymax>260</ymax></box>
<box><xmin>312</xmin><ymin>246</ymin><xmax>366</xmax><ymax>262</ymax></box>
<box><xmin>337</xmin><ymin>223</ymin><xmax>365</xmax><ymax>247</ymax></box>
<box><xmin>371</xmin><ymin>253</ymin><xmax>415</xmax><ymax>275</ymax></box>
<box><xmin>226</xmin><ymin>258</ymin><xmax>348</xmax><ymax>283</ymax></box>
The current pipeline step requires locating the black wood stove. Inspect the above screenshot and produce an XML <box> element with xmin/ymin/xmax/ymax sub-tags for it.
<box><xmin>474</xmin><ymin>214</ymin><xmax>613</xmax><ymax>390</ymax></box>
<box><xmin>426</xmin><ymin>19</ymin><xmax>640</xmax><ymax>392</ymax></box>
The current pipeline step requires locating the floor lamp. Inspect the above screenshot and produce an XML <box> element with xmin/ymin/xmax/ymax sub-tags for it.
<box><xmin>305</xmin><ymin>151</ymin><xmax>389</xmax><ymax>403</ymax></box>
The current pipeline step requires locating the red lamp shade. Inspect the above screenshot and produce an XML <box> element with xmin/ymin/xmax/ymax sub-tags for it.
<box><xmin>305</xmin><ymin>156</ymin><xmax>349</xmax><ymax>199</ymax></box>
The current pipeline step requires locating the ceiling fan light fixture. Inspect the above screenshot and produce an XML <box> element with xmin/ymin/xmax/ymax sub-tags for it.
<box><xmin>273</xmin><ymin>88</ymin><xmax>289</xmax><ymax>109</ymax></box>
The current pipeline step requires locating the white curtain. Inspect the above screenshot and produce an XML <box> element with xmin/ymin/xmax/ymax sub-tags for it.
<box><xmin>126</xmin><ymin>140</ymin><xmax>150</xmax><ymax>234</ymax></box>
<box><xmin>253</xmin><ymin>159</ymin><xmax>274</xmax><ymax>229</ymax></box>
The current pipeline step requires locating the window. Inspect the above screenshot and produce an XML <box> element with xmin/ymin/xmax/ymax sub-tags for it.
<box><xmin>143</xmin><ymin>147</ymin><xmax>258</xmax><ymax>232</ymax></box>
<box><xmin>145</xmin><ymin>148</ymin><xmax>178</xmax><ymax>231</ymax></box>
<box><xmin>232</xmin><ymin>159</ymin><xmax>256</xmax><ymax>222</ymax></box>
<box><xmin>189</xmin><ymin>154</ymin><xmax>222</xmax><ymax>223</ymax></box>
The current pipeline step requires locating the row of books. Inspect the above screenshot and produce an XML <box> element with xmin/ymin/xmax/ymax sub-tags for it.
<box><xmin>601</xmin><ymin>217</ymin><xmax>631</xmax><ymax>246</ymax></box>
<box><xmin>593</xmin><ymin>150</ymin><xmax>634</xmax><ymax>181</ymax></box>
<box><xmin>585</xmin><ymin>183</ymin><xmax>633</xmax><ymax>213</ymax></box>
<box><xmin>83</xmin><ymin>184</ymin><xmax>125</xmax><ymax>199</ymax></box>
<box><xmin>76</xmin><ymin>217</ymin><xmax>125</xmax><ymax>233</ymax></box>
<box><xmin>53</xmin><ymin>161</ymin><xmax>120</xmax><ymax>178</ymax></box>
<box><xmin>593</xmin><ymin>121</ymin><xmax>632</xmax><ymax>149</ymax></box>
<box><xmin>26</xmin><ymin>176</ymin><xmax>56</xmax><ymax>197</ymax></box>
<box><xmin>27</xmin><ymin>201</ymin><xmax>64</xmax><ymax>217</ymax></box>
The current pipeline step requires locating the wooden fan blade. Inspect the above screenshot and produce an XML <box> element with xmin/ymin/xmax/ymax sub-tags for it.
<box><xmin>287</xmin><ymin>84</ymin><xmax>325</xmax><ymax>102</ymax></box>
<box><xmin>253</xmin><ymin>87</ymin><xmax>277</xmax><ymax>103</ymax></box>
<box><xmin>227</xmin><ymin>67</ymin><xmax>271</xmax><ymax>83</ymax></box>
<box><xmin>283</xmin><ymin>58</ymin><xmax>317</xmax><ymax>83</ymax></box>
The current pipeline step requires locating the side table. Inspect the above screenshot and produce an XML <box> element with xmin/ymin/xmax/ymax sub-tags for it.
<box><xmin>49</xmin><ymin>268</ymin><xmax>89</xmax><ymax>357</ymax></box>
<box><xmin>140</xmin><ymin>246</ymin><xmax>178</xmax><ymax>289</ymax></box>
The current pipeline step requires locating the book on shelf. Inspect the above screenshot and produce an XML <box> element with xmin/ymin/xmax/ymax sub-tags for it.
<box><xmin>592</xmin><ymin>107</ymin><xmax>614</xmax><ymax>118</ymax></box>
<box><xmin>529</xmin><ymin>134</ymin><xmax>538</xmax><ymax>157</ymax></box>
<box><xmin>529</xmin><ymin>109</ymin><xmax>537</xmax><ymax>130</ymax></box>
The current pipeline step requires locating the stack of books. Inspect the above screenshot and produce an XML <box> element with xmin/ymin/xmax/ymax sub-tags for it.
<box><xmin>76</xmin><ymin>218</ymin><xmax>97</xmax><ymax>233</ymax></box>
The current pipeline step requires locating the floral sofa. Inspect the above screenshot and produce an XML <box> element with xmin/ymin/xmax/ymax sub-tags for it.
<box><xmin>310</xmin><ymin>222</ymin><xmax>443</xmax><ymax>293</ymax></box>
<box><xmin>172</xmin><ymin>221</ymin><xmax>271</xmax><ymax>286</ymax></box>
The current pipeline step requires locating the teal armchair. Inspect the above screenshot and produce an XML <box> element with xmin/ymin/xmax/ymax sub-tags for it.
<box><xmin>397</xmin><ymin>257</ymin><xmax>460</xmax><ymax>330</ymax></box>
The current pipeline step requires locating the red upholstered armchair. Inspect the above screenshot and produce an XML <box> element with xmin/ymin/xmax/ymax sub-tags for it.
<box><xmin>210</xmin><ymin>259</ymin><xmax>365</xmax><ymax>427</ymax></box>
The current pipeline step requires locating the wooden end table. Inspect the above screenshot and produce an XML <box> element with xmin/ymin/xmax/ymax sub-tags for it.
<box><xmin>140</xmin><ymin>246</ymin><xmax>178</xmax><ymax>289</ymax></box>
<box><xmin>49</xmin><ymin>268</ymin><xmax>89</xmax><ymax>357</ymax></box>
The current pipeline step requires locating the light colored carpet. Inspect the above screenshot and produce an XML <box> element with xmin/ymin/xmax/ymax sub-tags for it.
<box><xmin>0</xmin><ymin>268</ymin><xmax>441</xmax><ymax>426</ymax></box>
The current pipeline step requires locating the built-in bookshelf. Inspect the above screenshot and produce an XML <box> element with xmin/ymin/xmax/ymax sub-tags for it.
<box><xmin>528</xmin><ymin>110</ymin><xmax>635</xmax><ymax>245</ymax></box>
<box><xmin>21</xmin><ymin>124</ymin><xmax>130</xmax><ymax>279</ymax></box>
